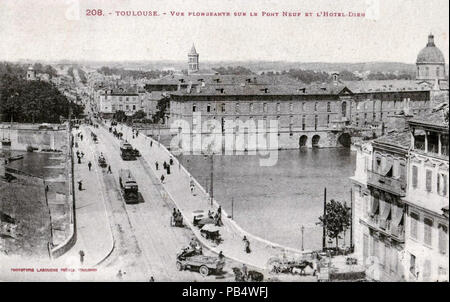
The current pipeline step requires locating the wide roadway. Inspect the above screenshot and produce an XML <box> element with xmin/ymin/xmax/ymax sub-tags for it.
<box><xmin>91</xmin><ymin>124</ymin><xmax>235</xmax><ymax>281</ymax></box>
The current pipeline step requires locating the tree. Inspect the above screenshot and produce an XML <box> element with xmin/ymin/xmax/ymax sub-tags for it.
<box><xmin>113</xmin><ymin>110</ymin><xmax>127</xmax><ymax>122</ymax></box>
<box><xmin>152</xmin><ymin>97</ymin><xmax>169</xmax><ymax>124</ymax></box>
<box><xmin>132</xmin><ymin>110</ymin><xmax>146</xmax><ymax>120</ymax></box>
<box><xmin>317</xmin><ymin>199</ymin><xmax>351</xmax><ymax>249</ymax></box>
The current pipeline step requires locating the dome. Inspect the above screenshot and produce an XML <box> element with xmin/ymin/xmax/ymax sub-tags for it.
<box><xmin>416</xmin><ymin>34</ymin><xmax>445</xmax><ymax>64</ymax></box>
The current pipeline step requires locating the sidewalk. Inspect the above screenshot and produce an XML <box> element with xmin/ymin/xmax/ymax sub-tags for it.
<box><xmin>121</xmin><ymin>125</ymin><xmax>303</xmax><ymax>270</ymax></box>
<box><xmin>59</xmin><ymin>126</ymin><xmax>114</xmax><ymax>268</ymax></box>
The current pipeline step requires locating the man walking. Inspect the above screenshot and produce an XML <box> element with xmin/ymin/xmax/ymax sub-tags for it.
<box><xmin>88</xmin><ymin>161</ymin><xmax>92</xmax><ymax>171</ymax></box>
<box><xmin>79</xmin><ymin>250</ymin><xmax>85</xmax><ymax>265</ymax></box>
<box><xmin>107</xmin><ymin>165</ymin><xmax>112</xmax><ymax>174</ymax></box>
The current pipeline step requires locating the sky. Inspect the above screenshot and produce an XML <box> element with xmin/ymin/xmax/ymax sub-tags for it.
<box><xmin>0</xmin><ymin>0</ymin><xmax>448</xmax><ymax>64</ymax></box>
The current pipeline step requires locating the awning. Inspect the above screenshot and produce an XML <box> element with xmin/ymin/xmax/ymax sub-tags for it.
<box><xmin>380</xmin><ymin>199</ymin><xmax>391</xmax><ymax>220</ymax></box>
<box><xmin>391</xmin><ymin>203</ymin><xmax>404</xmax><ymax>226</ymax></box>
<box><xmin>381</xmin><ymin>158</ymin><xmax>394</xmax><ymax>176</ymax></box>
<box><xmin>371</xmin><ymin>194</ymin><xmax>379</xmax><ymax>215</ymax></box>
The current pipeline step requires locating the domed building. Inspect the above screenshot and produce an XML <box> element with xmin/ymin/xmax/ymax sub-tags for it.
<box><xmin>416</xmin><ymin>34</ymin><xmax>446</xmax><ymax>82</ymax></box>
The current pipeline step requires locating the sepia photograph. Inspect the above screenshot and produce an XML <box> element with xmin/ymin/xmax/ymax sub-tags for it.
<box><xmin>0</xmin><ymin>0</ymin><xmax>448</xmax><ymax>291</ymax></box>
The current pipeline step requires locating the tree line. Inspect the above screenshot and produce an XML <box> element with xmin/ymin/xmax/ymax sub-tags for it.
<box><xmin>0</xmin><ymin>72</ymin><xmax>84</xmax><ymax>123</ymax></box>
<box><xmin>97</xmin><ymin>66</ymin><xmax>171</xmax><ymax>80</ymax></box>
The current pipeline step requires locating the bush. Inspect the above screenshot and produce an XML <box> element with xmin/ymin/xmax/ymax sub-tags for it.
<box><xmin>26</xmin><ymin>145</ymin><xmax>34</xmax><ymax>152</ymax></box>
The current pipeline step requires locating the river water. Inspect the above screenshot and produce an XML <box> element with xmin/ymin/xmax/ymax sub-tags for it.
<box><xmin>177</xmin><ymin>148</ymin><xmax>356</xmax><ymax>251</ymax></box>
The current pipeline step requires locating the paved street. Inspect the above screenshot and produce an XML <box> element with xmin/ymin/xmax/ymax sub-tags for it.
<box><xmin>85</xmin><ymin>124</ymin><xmax>239</xmax><ymax>281</ymax></box>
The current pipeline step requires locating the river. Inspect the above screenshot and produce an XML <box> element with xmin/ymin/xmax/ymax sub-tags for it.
<box><xmin>177</xmin><ymin>148</ymin><xmax>356</xmax><ymax>251</ymax></box>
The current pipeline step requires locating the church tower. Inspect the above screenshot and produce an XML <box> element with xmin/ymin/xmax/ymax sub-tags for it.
<box><xmin>188</xmin><ymin>44</ymin><xmax>199</xmax><ymax>75</ymax></box>
<box><xmin>26</xmin><ymin>66</ymin><xmax>36</xmax><ymax>81</ymax></box>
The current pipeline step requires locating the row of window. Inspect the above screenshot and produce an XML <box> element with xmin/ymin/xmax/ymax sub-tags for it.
<box><xmin>410</xmin><ymin>212</ymin><xmax>448</xmax><ymax>255</ymax></box>
<box><xmin>190</xmin><ymin>101</ymin><xmax>347</xmax><ymax>114</ymax></box>
<box><xmin>411</xmin><ymin>165</ymin><xmax>448</xmax><ymax>197</ymax></box>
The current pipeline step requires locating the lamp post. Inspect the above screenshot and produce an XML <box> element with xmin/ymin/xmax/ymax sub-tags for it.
<box><xmin>301</xmin><ymin>225</ymin><xmax>305</xmax><ymax>251</ymax></box>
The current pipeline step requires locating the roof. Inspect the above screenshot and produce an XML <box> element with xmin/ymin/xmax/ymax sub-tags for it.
<box><xmin>171</xmin><ymin>82</ymin><xmax>351</xmax><ymax>97</ymax></box>
<box><xmin>416</xmin><ymin>34</ymin><xmax>445</xmax><ymax>64</ymax></box>
<box><xmin>343</xmin><ymin>80</ymin><xmax>431</xmax><ymax>93</ymax></box>
<box><xmin>408</xmin><ymin>104</ymin><xmax>449</xmax><ymax>129</ymax></box>
<box><xmin>373</xmin><ymin>130</ymin><xmax>411</xmax><ymax>150</ymax></box>
<box><xmin>189</xmin><ymin>44</ymin><xmax>198</xmax><ymax>55</ymax></box>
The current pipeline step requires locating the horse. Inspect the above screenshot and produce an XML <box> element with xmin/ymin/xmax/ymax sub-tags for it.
<box><xmin>292</xmin><ymin>260</ymin><xmax>314</xmax><ymax>276</ymax></box>
<box><xmin>232</xmin><ymin>267</ymin><xmax>264</xmax><ymax>282</ymax></box>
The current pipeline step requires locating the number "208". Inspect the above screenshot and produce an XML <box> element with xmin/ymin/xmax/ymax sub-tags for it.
<box><xmin>86</xmin><ymin>9</ymin><xmax>103</xmax><ymax>16</ymax></box>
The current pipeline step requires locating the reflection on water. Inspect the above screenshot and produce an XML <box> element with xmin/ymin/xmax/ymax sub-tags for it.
<box><xmin>5</xmin><ymin>151</ymin><xmax>66</xmax><ymax>180</ymax></box>
<box><xmin>177</xmin><ymin>148</ymin><xmax>356</xmax><ymax>250</ymax></box>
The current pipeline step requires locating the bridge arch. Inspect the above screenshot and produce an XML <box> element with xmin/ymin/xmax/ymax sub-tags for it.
<box><xmin>337</xmin><ymin>133</ymin><xmax>352</xmax><ymax>148</ymax></box>
<box><xmin>312</xmin><ymin>135</ymin><xmax>320</xmax><ymax>148</ymax></box>
<box><xmin>299</xmin><ymin>135</ymin><xmax>308</xmax><ymax>148</ymax></box>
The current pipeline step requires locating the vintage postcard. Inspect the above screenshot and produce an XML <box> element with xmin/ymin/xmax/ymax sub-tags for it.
<box><xmin>0</xmin><ymin>0</ymin><xmax>448</xmax><ymax>288</ymax></box>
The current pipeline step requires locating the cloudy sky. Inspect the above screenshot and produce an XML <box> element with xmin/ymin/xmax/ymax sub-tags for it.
<box><xmin>0</xmin><ymin>0</ymin><xmax>448</xmax><ymax>63</ymax></box>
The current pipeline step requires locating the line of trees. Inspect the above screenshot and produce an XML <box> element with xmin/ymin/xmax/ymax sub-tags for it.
<box><xmin>0</xmin><ymin>73</ymin><xmax>84</xmax><ymax>123</ymax></box>
<box><xmin>97</xmin><ymin>66</ymin><xmax>171</xmax><ymax>80</ymax></box>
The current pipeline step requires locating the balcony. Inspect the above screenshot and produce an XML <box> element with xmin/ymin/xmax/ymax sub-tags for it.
<box><xmin>367</xmin><ymin>170</ymin><xmax>406</xmax><ymax>196</ymax></box>
<box><xmin>361</xmin><ymin>215</ymin><xmax>405</xmax><ymax>243</ymax></box>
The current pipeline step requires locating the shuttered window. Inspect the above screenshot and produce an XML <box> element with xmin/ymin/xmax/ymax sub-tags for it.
<box><xmin>439</xmin><ymin>224</ymin><xmax>448</xmax><ymax>255</ymax></box>
<box><xmin>410</xmin><ymin>212</ymin><xmax>419</xmax><ymax>239</ymax></box>
<box><xmin>412</xmin><ymin>166</ymin><xmax>418</xmax><ymax>188</ymax></box>
<box><xmin>424</xmin><ymin>218</ymin><xmax>433</xmax><ymax>246</ymax></box>
<box><xmin>425</xmin><ymin>169</ymin><xmax>432</xmax><ymax>192</ymax></box>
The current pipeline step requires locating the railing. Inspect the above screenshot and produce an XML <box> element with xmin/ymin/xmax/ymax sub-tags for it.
<box><xmin>362</xmin><ymin>215</ymin><xmax>405</xmax><ymax>242</ymax></box>
<box><xmin>367</xmin><ymin>170</ymin><xmax>406</xmax><ymax>196</ymax></box>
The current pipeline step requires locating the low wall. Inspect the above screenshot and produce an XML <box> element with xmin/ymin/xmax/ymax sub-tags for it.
<box><xmin>0</xmin><ymin>124</ymin><xmax>69</xmax><ymax>152</ymax></box>
<box><xmin>49</xmin><ymin>130</ymin><xmax>76</xmax><ymax>258</ymax></box>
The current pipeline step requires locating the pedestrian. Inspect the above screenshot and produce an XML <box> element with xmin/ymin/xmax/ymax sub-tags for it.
<box><xmin>81</xmin><ymin>151</ymin><xmax>85</xmax><ymax>158</ymax></box>
<box><xmin>155</xmin><ymin>161</ymin><xmax>159</xmax><ymax>170</ymax></box>
<box><xmin>242</xmin><ymin>263</ymin><xmax>248</xmax><ymax>280</ymax></box>
<box><xmin>79</xmin><ymin>250</ymin><xmax>85</xmax><ymax>265</ymax></box>
<box><xmin>107</xmin><ymin>165</ymin><xmax>112</xmax><ymax>174</ymax></box>
<box><xmin>77</xmin><ymin>156</ymin><xmax>81</xmax><ymax>164</ymax></box>
<box><xmin>160</xmin><ymin>174</ymin><xmax>165</xmax><ymax>183</ymax></box>
<box><xmin>190</xmin><ymin>179</ymin><xmax>195</xmax><ymax>194</ymax></box>
<box><xmin>45</xmin><ymin>185</ymin><xmax>49</xmax><ymax>193</ymax></box>
<box><xmin>150</xmin><ymin>140</ymin><xmax>153</xmax><ymax>147</ymax></box>
<box><xmin>149</xmin><ymin>276</ymin><xmax>155</xmax><ymax>282</ymax></box>
<box><xmin>163</xmin><ymin>161</ymin><xmax>168</xmax><ymax>169</ymax></box>
<box><xmin>78</xmin><ymin>180</ymin><xmax>83</xmax><ymax>191</ymax></box>
<box><xmin>218</xmin><ymin>251</ymin><xmax>224</xmax><ymax>260</ymax></box>
<box><xmin>80</xmin><ymin>134</ymin><xmax>83</xmax><ymax>141</ymax></box>
<box><xmin>243</xmin><ymin>236</ymin><xmax>251</xmax><ymax>254</ymax></box>
<box><xmin>117</xmin><ymin>270</ymin><xmax>123</xmax><ymax>280</ymax></box>
<box><xmin>169</xmin><ymin>157</ymin><xmax>174</xmax><ymax>165</ymax></box>
<box><xmin>76</xmin><ymin>150</ymin><xmax>80</xmax><ymax>157</ymax></box>
<box><xmin>166</xmin><ymin>164</ymin><xmax>171</xmax><ymax>175</ymax></box>
<box><xmin>88</xmin><ymin>161</ymin><xmax>92</xmax><ymax>171</ymax></box>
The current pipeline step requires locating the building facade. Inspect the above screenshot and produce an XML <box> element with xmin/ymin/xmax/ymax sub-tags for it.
<box><xmin>98</xmin><ymin>87</ymin><xmax>150</xmax><ymax>118</ymax></box>
<box><xmin>403</xmin><ymin>112</ymin><xmax>449</xmax><ymax>282</ymax></box>
<box><xmin>351</xmin><ymin>105</ymin><xmax>449</xmax><ymax>282</ymax></box>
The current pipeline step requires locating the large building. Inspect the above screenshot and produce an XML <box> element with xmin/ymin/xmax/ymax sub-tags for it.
<box><xmin>98</xmin><ymin>86</ymin><xmax>152</xmax><ymax>118</ymax></box>
<box><xmin>351</xmin><ymin>103</ymin><xmax>449</xmax><ymax>281</ymax></box>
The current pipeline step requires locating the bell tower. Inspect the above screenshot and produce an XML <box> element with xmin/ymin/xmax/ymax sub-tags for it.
<box><xmin>188</xmin><ymin>44</ymin><xmax>199</xmax><ymax>75</ymax></box>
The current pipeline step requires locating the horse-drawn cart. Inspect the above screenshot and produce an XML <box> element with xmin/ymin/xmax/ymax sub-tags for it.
<box><xmin>176</xmin><ymin>247</ymin><xmax>225</xmax><ymax>277</ymax></box>
<box><xmin>200</xmin><ymin>224</ymin><xmax>222</xmax><ymax>245</ymax></box>
<box><xmin>267</xmin><ymin>252</ymin><xmax>317</xmax><ymax>275</ymax></box>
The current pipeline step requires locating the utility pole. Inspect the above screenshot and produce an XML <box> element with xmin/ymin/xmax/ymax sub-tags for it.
<box><xmin>350</xmin><ymin>187</ymin><xmax>353</xmax><ymax>250</ymax></box>
<box><xmin>301</xmin><ymin>225</ymin><xmax>304</xmax><ymax>251</ymax></box>
<box><xmin>210</xmin><ymin>153</ymin><xmax>214</xmax><ymax>207</ymax></box>
<box><xmin>231</xmin><ymin>197</ymin><xmax>234</xmax><ymax>219</ymax></box>
<box><xmin>322</xmin><ymin>187</ymin><xmax>327</xmax><ymax>252</ymax></box>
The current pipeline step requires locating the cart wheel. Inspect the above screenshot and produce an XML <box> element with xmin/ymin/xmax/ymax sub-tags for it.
<box><xmin>199</xmin><ymin>265</ymin><xmax>209</xmax><ymax>277</ymax></box>
<box><xmin>176</xmin><ymin>261</ymin><xmax>183</xmax><ymax>271</ymax></box>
